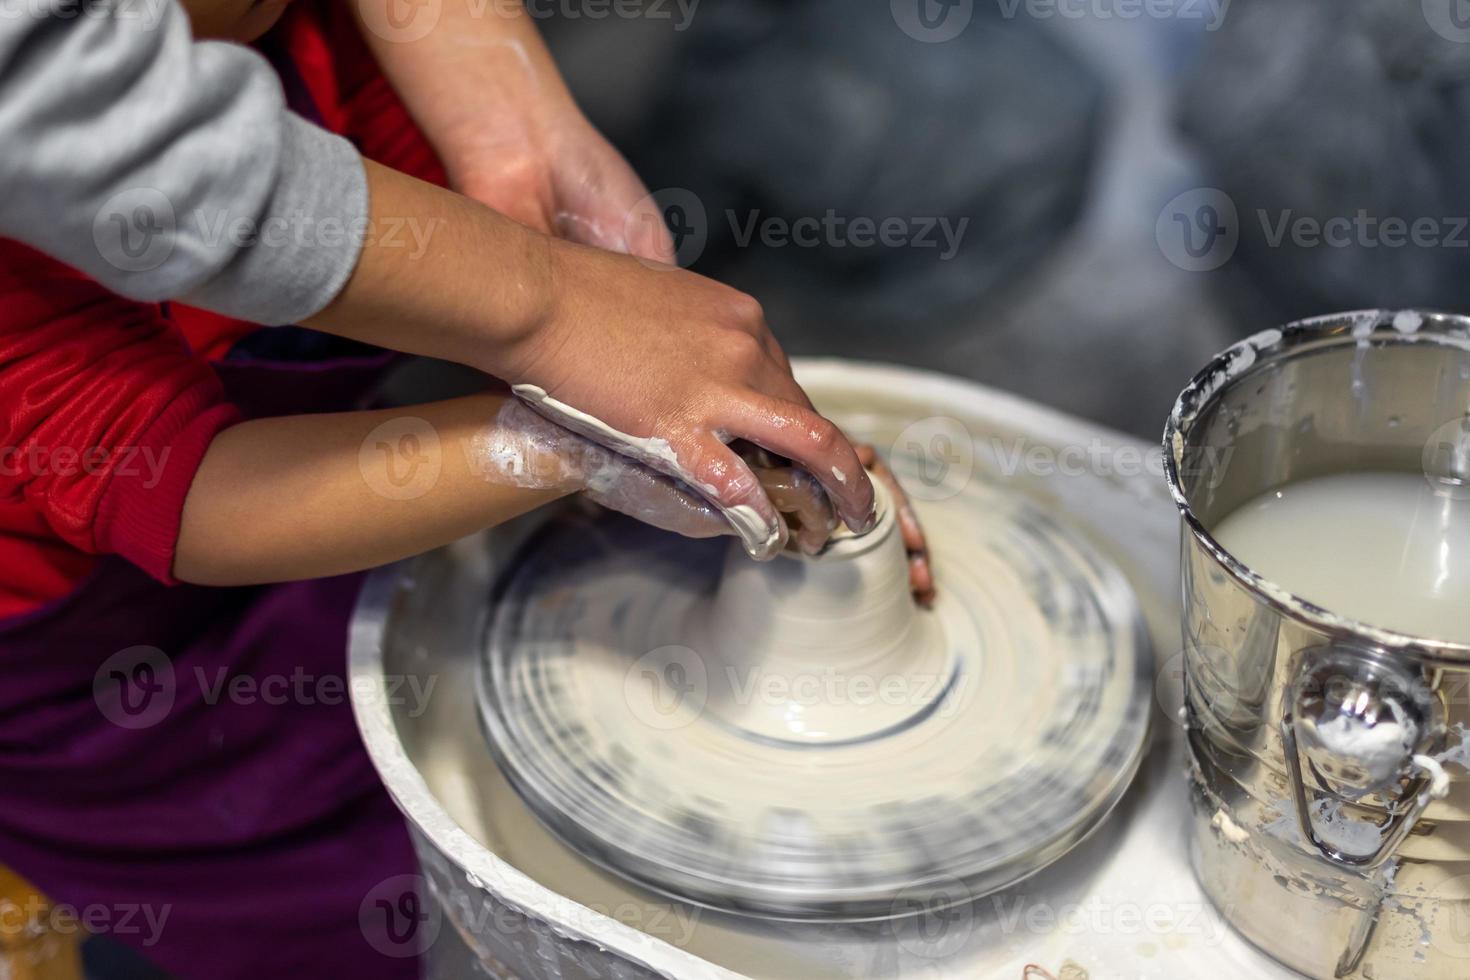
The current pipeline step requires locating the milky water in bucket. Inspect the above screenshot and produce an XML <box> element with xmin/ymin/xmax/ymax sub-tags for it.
<box><xmin>1212</xmin><ymin>470</ymin><xmax>1470</xmax><ymax>645</ymax></box>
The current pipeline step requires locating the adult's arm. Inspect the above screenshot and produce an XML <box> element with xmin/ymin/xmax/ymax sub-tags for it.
<box><xmin>351</xmin><ymin>0</ymin><xmax>670</xmax><ymax>259</ymax></box>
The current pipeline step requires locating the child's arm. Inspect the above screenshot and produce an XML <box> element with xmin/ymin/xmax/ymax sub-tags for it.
<box><xmin>174</xmin><ymin>392</ymin><xmax>733</xmax><ymax>586</ymax></box>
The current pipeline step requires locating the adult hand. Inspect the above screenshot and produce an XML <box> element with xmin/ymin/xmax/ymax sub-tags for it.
<box><xmin>354</xmin><ymin>0</ymin><xmax>672</xmax><ymax>264</ymax></box>
<box><xmin>450</xmin><ymin>110</ymin><xmax>674</xmax><ymax>266</ymax></box>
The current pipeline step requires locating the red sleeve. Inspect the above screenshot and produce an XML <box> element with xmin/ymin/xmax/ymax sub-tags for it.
<box><xmin>0</xmin><ymin>241</ymin><xmax>241</xmax><ymax>583</ymax></box>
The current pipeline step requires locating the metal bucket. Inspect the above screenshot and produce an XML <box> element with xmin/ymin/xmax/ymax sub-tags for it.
<box><xmin>1163</xmin><ymin>309</ymin><xmax>1470</xmax><ymax>979</ymax></box>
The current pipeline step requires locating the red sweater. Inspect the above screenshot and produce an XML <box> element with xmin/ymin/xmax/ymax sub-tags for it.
<box><xmin>0</xmin><ymin>4</ymin><xmax>446</xmax><ymax>618</ymax></box>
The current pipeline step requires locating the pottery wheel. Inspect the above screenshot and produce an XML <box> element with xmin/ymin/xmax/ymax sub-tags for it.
<box><xmin>477</xmin><ymin>456</ymin><xmax>1152</xmax><ymax>921</ymax></box>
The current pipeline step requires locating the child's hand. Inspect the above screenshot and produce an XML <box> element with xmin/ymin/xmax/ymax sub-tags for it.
<box><xmin>474</xmin><ymin>404</ymin><xmax>934</xmax><ymax>603</ymax></box>
<box><xmin>471</xmin><ymin>398</ymin><xmax>731</xmax><ymax>541</ymax></box>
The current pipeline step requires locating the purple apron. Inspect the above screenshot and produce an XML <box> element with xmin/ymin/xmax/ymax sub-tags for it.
<box><xmin>0</xmin><ymin>352</ymin><xmax>423</xmax><ymax>979</ymax></box>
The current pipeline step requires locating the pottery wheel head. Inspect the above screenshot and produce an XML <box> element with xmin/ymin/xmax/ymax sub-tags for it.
<box><xmin>477</xmin><ymin>457</ymin><xmax>1152</xmax><ymax>921</ymax></box>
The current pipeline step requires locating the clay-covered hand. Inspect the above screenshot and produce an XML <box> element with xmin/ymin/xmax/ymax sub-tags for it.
<box><xmin>471</xmin><ymin>399</ymin><xmax>730</xmax><ymax>539</ymax></box>
<box><xmin>473</xmin><ymin>403</ymin><xmax>863</xmax><ymax>560</ymax></box>
<box><xmin>503</xmin><ymin>242</ymin><xmax>876</xmax><ymax>560</ymax></box>
<box><xmin>737</xmin><ymin>442</ymin><xmax>934</xmax><ymax>603</ymax></box>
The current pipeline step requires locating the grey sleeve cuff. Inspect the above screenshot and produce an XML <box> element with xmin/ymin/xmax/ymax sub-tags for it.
<box><xmin>181</xmin><ymin>114</ymin><xmax>369</xmax><ymax>325</ymax></box>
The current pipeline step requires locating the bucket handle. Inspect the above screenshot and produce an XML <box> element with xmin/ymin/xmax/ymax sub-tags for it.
<box><xmin>1279</xmin><ymin>648</ymin><xmax>1445</xmax><ymax>869</ymax></box>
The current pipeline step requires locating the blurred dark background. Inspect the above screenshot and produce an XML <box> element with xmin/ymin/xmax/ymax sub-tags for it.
<box><xmin>538</xmin><ymin>0</ymin><xmax>1470</xmax><ymax>438</ymax></box>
